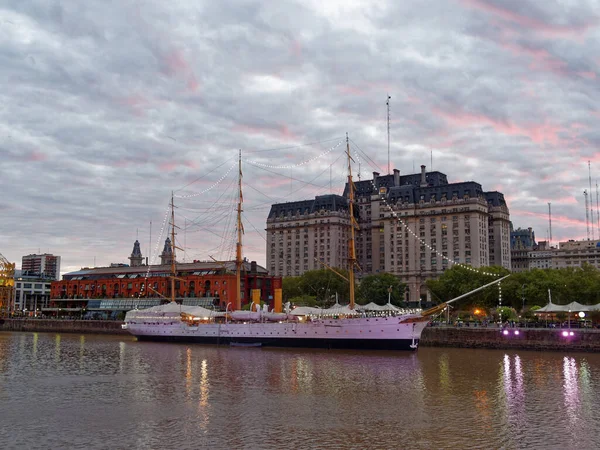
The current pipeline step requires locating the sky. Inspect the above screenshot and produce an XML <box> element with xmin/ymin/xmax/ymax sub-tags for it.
<box><xmin>2</xmin><ymin>0</ymin><xmax>600</xmax><ymax>275</ymax></box>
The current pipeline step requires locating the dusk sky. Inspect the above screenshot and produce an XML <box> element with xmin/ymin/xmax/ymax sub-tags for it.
<box><xmin>2</xmin><ymin>0</ymin><xmax>600</xmax><ymax>275</ymax></box>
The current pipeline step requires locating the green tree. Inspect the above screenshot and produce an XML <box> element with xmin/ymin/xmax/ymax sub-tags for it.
<box><xmin>426</xmin><ymin>265</ymin><xmax>509</xmax><ymax>309</ymax></box>
<box><xmin>356</xmin><ymin>273</ymin><xmax>406</xmax><ymax>306</ymax></box>
<box><xmin>291</xmin><ymin>269</ymin><xmax>353</xmax><ymax>307</ymax></box>
<box><xmin>282</xmin><ymin>276</ymin><xmax>303</xmax><ymax>301</ymax></box>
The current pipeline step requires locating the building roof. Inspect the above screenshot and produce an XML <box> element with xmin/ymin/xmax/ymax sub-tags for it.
<box><xmin>62</xmin><ymin>260</ymin><xmax>269</xmax><ymax>281</ymax></box>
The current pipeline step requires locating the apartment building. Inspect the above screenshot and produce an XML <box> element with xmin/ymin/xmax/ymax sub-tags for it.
<box><xmin>553</xmin><ymin>239</ymin><xmax>600</xmax><ymax>269</ymax></box>
<box><xmin>21</xmin><ymin>253</ymin><xmax>61</xmax><ymax>280</ymax></box>
<box><xmin>267</xmin><ymin>165</ymin><xmax>511</xmax><ymax>303</ymax></box>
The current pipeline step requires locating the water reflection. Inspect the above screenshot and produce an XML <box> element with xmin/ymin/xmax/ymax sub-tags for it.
<box><xmin>563</xmin><ymin>356</ymin><xmax>580</xmax><ymax>425</ymax></box>
<box><xmin>500</xmin><ymin>354</ymin><xmax>526</xmax><ymax>439</ymax></box>
<box><xmin>1</xmin><ymin>333</ymin><xmax>600</xmax><ymax>450</ymax></box>
<box><xmin>54</xmin><ymin>333</ymin><xmax>61</xmax><ymax>363</ymax></box>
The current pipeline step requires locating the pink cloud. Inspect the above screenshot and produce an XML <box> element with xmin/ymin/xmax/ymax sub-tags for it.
<box><xmin>578</xmin><ymin>71</ymin><xmax>597</xmax><ymax>80</ymax></box>
<box><xmin>460</xmin><ymin>0</ymin><xmax>597</xmax><ymax>39</ymax></box>
<box><xmin>432</xmin><ymin>107</ymin><xmax>562</xmax><ymax>145</ymax></box>
<box><xmin>513</xmin><ymin>209</ymin><xmax>585</xmax><ymax>227</ymax></box>
<box><xmin>290</xmin><ymin>39</ymin><xmax>302</xmax><ymax>59</ymax></box>
<box><xmin>162</xmin><ymin>49</ymin><xmax>200</xmax><ymax>93</ymax></box>
<box><xmin>234</xmin><ymin>123</ymin><xmax>298</xmax><ymax>142</ymax></box>
<box><xmin>159</xmin><ymin>162</ymin><xmax>177</xmax><ymax>172</ymax></box>
<box><xmin>498</xmin><ymin>40</ymin><xmax>569</xmax><ymax>77</ymax></box>
<box><xmin>118</xmin><ymin>94</ymin><xmax>150</xmax><ymax>116</ymax></box>
<box><xmin>26</xmin><ymin>151</ymin><xmax>47</xmax><ymax>162</ymax></box>
<box><xmin>338</xmin><ymin>86</ymin><xmax>367</xmax><ymax>96</ymax></box>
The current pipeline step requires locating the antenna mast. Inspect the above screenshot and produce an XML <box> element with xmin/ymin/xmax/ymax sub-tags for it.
<box><xmin>596</xmin><ymin>182</ymin><xmax>600</xmax><ymax>234</ymax></box>
<box><xmin>346</xmin><ymin>134</ymin><xmax>358</xmax><ymax>310</ymax></box>
<box><xmin>235</xmin><ymin>150</ymin><xmax>243</xmax><ymax>310</ymax></box>
<box><xmin>589</xmin><ymin>161</ymin><xmax>595</xmax><ymax>239</ymax></box>
<box><xmin>387</xmin><ymin>95</ymin><xmax>391</xmax><ymax>175</ymax></box>
<box><xmin>548</xmin><ymin>203</ymin><xmax>552</xmax><ymax>247</ymax></box>
<box><xmin>584</xmin><ymin>190</ymin><xmax>590</xmax><ymax>240</ymax></box>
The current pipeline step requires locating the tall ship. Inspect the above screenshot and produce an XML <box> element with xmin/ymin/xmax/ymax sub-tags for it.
<box><xmin>123</xmin><ymin>139</ymin><xmax>506</xmax><ymax>350</ymax></box>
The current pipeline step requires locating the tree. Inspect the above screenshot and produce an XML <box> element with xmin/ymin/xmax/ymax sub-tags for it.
<box><xmin>282</xmin><ymin>276</ymin><xmax>303</xmax><ymax>301</ymax></box>
<box><xmin>357</xmin><ymin>273</ymin><xmax>406</xmax><ymax>306</ymax></box>
<box><xmin>426</xmin><ymin>265</ymin><xmax>510</xmax><ymax>308</ymax></box>
<box><xmin>281</xmin><ymin>269</ymin><xmax>353</xmax><ymax>307</ymax></box>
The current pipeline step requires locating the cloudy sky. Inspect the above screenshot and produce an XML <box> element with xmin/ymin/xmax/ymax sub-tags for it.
<box><xmin>2</xmin><ymin>0</ymin><xmax>599</xmax><ymax>275</ymax></box>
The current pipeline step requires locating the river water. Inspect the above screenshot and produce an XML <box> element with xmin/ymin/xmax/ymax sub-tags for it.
<box><xmin>1</xmin><ymin>332</ymin><xmax>599</xmax><ymax>450</ymax></box>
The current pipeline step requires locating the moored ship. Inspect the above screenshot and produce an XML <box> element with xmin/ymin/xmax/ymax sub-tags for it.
<box><xmin>123</xmin><ymin>139</ymin><xmax>506</xmax><ymax>350</ymax></box>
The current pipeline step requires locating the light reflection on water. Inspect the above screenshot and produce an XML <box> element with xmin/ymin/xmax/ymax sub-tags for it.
<box><xmin>1</xmin><ymin>332</ymin><xmax>600</xmax><ymax>449</ymax></box>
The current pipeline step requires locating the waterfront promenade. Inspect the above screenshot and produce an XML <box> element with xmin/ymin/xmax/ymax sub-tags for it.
<box><xmin>2</xmin><ymin>318</ymin><xmax>599</xmax><ymax>351</ymax></box>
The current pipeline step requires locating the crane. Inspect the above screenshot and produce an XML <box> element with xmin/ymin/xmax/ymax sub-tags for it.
<box><xmin>0</xmin><ymin>252</ymin><xmax>16</xmax><ymax>315</ymax></box>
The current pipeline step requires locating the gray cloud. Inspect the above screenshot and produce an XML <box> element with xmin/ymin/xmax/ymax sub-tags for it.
<box><xmin>2</xmin><ymin>0</ymin><xmax>600</xmax><ymax>272</ymax></box>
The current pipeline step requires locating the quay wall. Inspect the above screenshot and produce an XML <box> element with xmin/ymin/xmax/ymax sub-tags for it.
<box><xmin>420</xmin><ymin>326</ymin><xmax>600</xmax><ymax>352</ymax></box>
<box><xmin>1</xmin><ymin>319</ymin><xmax>599</xmax><ymax>351</ymax></box>
<box><xmin>0</xmin><ymin>319</ymin><xmax>128</xmax><ymax>335</ymax></box>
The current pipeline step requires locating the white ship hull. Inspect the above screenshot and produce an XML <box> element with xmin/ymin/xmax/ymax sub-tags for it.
<box><xmin>124</xmin><ymin>315</ymin><xmax>430</xmax><ymax>351</ymax></box>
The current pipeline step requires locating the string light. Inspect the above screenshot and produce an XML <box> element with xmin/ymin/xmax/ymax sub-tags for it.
<box><xmin>245</xmin><ymin>141</ymin><xmax>343</xmax><ymax>169</ymax></box>
<box><xmin>175</xmin><ymin>163</ymin><xmax>237</xmax><ymax>199</ymax></box>
<box><xmin>352</xmin><ymin>148</ymin><xmax>502</xmax><ymax>279</ymax></box>
<box><xmin>498</xmin><ymin>281</ymin><xmax>502</xmax><ymax>324</ymax></box>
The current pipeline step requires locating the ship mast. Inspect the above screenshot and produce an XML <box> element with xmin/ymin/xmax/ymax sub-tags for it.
<box><xmin>169</xmin><ymin>191</ymin><xmax>180</xmax><ymax>303</ymax></box>
<box><xmin>346</xmin><ymin>135</ymin><xmax>358</xmax><ymax>309</ymax></box>
<box><xmin>235</xmin><ymin>150</ymin><xmax>243</xmax><ymax>310</ymax></box>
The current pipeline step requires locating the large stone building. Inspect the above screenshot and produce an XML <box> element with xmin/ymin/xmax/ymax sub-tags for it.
<box><xmin>267</xmin><ymin>165</ymin><xmax>511</xmax><ymax>302</ymax></box>
<box><xmin>21</xmin><ymin>253</ymin><xmax>61</xmax><ymax>280</ymax></box>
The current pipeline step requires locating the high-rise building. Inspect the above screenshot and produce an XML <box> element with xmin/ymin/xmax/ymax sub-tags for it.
<box><xmin>266</xmin><ymin>165</ymin><xmax>511</xmax><ymax>303</ymax></box>
<box><xmin>21</xmin><ymin>253</ymin><xmax>61</xmax><ymax>280</ymax></box>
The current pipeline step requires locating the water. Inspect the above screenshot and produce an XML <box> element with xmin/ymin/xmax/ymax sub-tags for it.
<box><xmin>1</xmin><ymin>332</ymin><xmax>599</xmax><ymax>450</ymax></box>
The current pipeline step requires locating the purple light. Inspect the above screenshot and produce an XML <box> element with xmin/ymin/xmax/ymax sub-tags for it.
<box><xmin>562</xmin><ymin>331</ymin><xmax>569</xmax><ymax>337</ymax></box>
<box><xmin>569</xmin><ymin>331</ymin><xmax>574</xmax><ymax>336</ymax></box>
<box><xmin>514</xmin><ymin>330</ymin><xmax>520</xmax><ymax>335</ymax></box>
<box><xmin>503</xmin><ymin>329</ymin><xmax>509</xmax><ymax>335</ymax></box>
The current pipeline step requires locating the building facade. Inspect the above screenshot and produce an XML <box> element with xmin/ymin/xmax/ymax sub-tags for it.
<box><xmin>266</xmin><ymin>195</ymin><xmax>351</xmax><ymax>277</ymax></box>
<box><xmin>267</xmin><ymin>165</ymin><xmax>511</xmax><ymax>302</ymax></box>
<box><xmin>21</xmin><ymin>254</ymin><xmax>61</xmax><ymax>280</ymax></box>
<box><xmin>49</xmin><ymin>239</ymin><xmax>282</xmax><ymax>317</ymax></box>
<box><xmin>510</xmin><ymin>227</ymin><xmax>537</xmax><ymax>273</ymax></box>
<box><xmin>552</xmin><ymin>239</ymin><xmax>600</xmax><ymax>269</ymax></box>
<box><xmin>13</xmin><ymin>270</ymin><xmax>53</xmax><ymax>316</ymax></box>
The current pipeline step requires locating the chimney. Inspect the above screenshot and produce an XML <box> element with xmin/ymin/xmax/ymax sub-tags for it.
<box><xmin>251</xmin><ymin>261</ymin><xmax>257</xmax><ymax>274</ymax></box>
<box><xmin>372</xmin><ymin>171</ymin><xmax>379</xmax><ymax>182</ymax></box>
<box><xmin>420</xmin><ymin>165</ymin><xmax>427</xmax><ymax>186</ymax></box>
<box><xmin>393</xmin><ymin>169</ymin><xmax>400</xmax><ymax>187</ymax></box>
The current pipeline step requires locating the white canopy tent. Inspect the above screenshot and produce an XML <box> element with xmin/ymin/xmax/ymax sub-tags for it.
<box><xmin>534</xmin><ymin>301</ymin><xmax>600</xmax><ymax>313</ymax></box>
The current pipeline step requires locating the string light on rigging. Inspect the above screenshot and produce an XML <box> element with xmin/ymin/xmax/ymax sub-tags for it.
<box><xmin>350</xmin><ymin>147</ymin><xmax>504</xmax><ymax>279</ymax></box>
<box><xmin>245</xmin><ymin>141</ymin><xmax>343</xmax><ymax>169</ymax></box>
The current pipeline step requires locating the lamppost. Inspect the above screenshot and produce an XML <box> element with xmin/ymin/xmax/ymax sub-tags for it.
<box><xmin>521</xmin><ymin>284</ymin><xmax>526</xmax><ymax>313</ymax></box>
